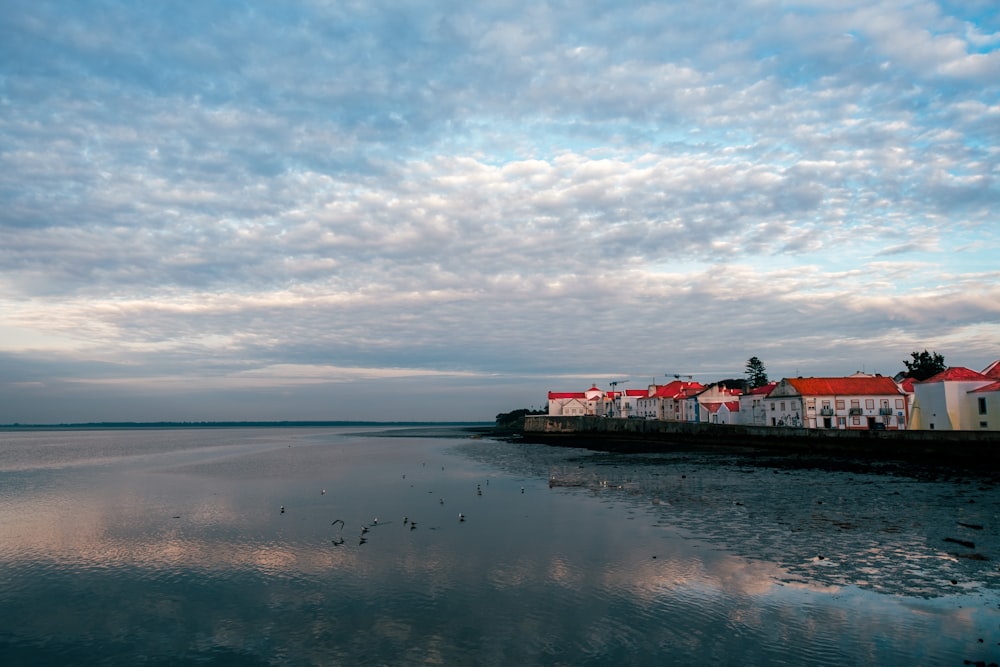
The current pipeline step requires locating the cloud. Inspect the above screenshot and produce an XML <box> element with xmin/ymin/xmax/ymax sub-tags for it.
<box><xmin>0</xmin><ymin>0</ymin><xmax>998</xmax><ymax>421</ymax></box>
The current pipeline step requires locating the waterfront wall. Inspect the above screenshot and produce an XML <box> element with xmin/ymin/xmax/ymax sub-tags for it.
<box><xmin>522</xmin><ymin>415</ymin><xmax>1000</xmax><ymax>462</ymax></box>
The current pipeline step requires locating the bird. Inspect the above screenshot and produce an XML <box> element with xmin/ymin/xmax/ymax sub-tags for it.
<box><xmin>280</xmin><ymin>505</ymin><xmax>285</xmax><ymax>514</ymax></box>
<box><xmin>459</xmin><ymin>513</ymin><xmax>465</xmax><ymax>522</ymax></box>
<box><xmin>321</xmin><ymin>489</ymin><xmax>326</xmax><ymax>495</ymax></box>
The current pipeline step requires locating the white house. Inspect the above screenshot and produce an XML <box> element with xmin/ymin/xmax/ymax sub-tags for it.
<box><xmin>635</xmin><ymin>380</ymin><xmax>704</xmax><ymax>421</ymax></box>
<box><xmin>547</xmin><ymin>386</ymin><xmax>606</xmax><ymax>416</ymax></box>
<box><xmin>764</xmin><ymin>375</ymin><xmax>908</xmax><ymax>430</ymax></box>
<box><xmin>704</xmin><ymin>400</ymin><xmax>741</xmax><ymax>425</ymax></box>
<box><xmin>910</xmin><ymin>363</ymin><xmax>1000</xmax><ymax>431</ymax></box>
<box><xmin>691</xmin><ymin>384</ymin><xmax>743</xmax><ymax>424</ymax></box>
<box><xmin>739</xmin><ymin>382</ymin><xmax>777</xmax><ymax>425</ymax></box>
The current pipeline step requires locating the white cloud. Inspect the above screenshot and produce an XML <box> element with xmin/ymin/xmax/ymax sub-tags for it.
<box><xmin>0</xmin><ymin>0</ymin><xmax>997</xmax><ymax>421</ymax></box>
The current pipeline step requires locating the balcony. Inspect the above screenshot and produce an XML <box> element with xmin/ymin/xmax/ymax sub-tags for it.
<box><xmin>879</xmin><ymin>407</ymin><xmax>894</xmax><ymax>416</ymax></box>
<box><xmin>819</xmin><ymin>407</ymin><xmax>834</xmax><ymax>416</ymax></box>
<box><xmin>848</xmin><ymin>407</ymin><xmax>863</xmax><ymax>416</ymax></box>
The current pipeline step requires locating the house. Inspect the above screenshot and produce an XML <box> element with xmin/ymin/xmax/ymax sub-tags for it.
<box><xmin>739</xmin><ymin>382</ymin><xmax>777</xmax><ymax>425</ymax></box>
<box><xmin>635</xmin><ymin>380</ymin><xmax>704</xmax><ymax>421</ymax></box>
<box><xmin>704</xmin><ymin>400</ymin><xmax>741</xmax><ymax>425</ymax></box>
<box><xmin>608</xmin><ymin>388</ymin><xmax>649</xmax><ymax>419</ymax></box>
<box><xmin>910</xmin><ymin>363</ymin><xmax>1000</xmax><ymax>431</ymax></box>
<box><xmin>763</xmin><ymin>375</ymin><xmax>908</xmax><ymax>430</ymax></box>
<box><xmin>547</xmin><ymin>386</ymin><xmax>606</xmax><ymax>416</ymax></box>
<box><xmin>691</xmin><ymin>384</ymin><xmax>743</xmax><ymax>424</ymax></box>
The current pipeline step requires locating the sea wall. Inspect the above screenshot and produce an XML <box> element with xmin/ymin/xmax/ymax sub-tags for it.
<box><xmin>522</xmin><ymin>415</ymin><xmax>1000</xmax><ymax>463</ymax></box>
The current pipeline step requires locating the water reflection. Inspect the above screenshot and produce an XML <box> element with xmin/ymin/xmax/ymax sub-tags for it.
<box><xmin>1</xmin><ymin>427</ymin><xmax>998</xmax><ymax>665</ymax></box>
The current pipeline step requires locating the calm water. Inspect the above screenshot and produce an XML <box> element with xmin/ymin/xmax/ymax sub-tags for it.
<box><xmin>0</xmin><ymin>426</ymin><xmax>998</xmax><ymax>666</ymax></box>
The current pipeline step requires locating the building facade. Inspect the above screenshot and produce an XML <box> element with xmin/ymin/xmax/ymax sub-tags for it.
<box><xmin>763</xmin><ymin>375</ymin><xmax>908</xmax><ymax>430</ymax></box>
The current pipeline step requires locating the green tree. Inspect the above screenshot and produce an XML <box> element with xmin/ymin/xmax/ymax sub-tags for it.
<box><xmin>745</xmin><ymin>356</ymin><xmax>769</xmax><ymax>388</ymax></box>
<box><xmin>903</xmin><ymin>349</ymin><xmax>946</xmax><ymax>381</ymax></box>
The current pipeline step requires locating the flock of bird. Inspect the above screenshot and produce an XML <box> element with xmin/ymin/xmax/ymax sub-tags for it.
<box><xmin>277</xmin><ymin>465</ymin><xmax>527</xmax><ymax>548</ymax></box>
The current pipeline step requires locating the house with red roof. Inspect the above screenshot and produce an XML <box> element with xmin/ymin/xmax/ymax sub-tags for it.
<box><xmin>910</xmin><ymin>363</ymin><xmax>1000</xmax><ymax>431</ymax></box>
<box><xmin>763</xmin><ymin>375</ymin><xmax>907</xmax><ymax>430</ymax></box>
<box><xmin>547</xmin><ymin>385</ymin><xmax>606</xmax><ymax>417</ymax></box>
<box><xmin>703</xmin><ymin>400</ymin><xmax>742</xmax><ymax>425</ymax></box>
<box><xmin>609</xmin><ymin>388</ymin><xmax>650</xmax><ymax>419</ymax></box>
<box><xmin>689</xmin><ymin>383</ymin><xmax>744</xmax><ymax>424</ymax></box>
<box><xmin>635</xmin><ymin>380</ymin><xmax>704</xmax><ymax>421</ymax></box>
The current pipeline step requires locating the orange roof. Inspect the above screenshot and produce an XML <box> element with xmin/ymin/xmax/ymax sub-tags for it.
<box><xmin>970</xmin><ymin>381</ymin><xmax>1000</xmax><ymax>394</ymax></box>
<box><xmin>784</xmin><ymin>376</ymin><xmax>903</xmax><ymax>396</ymax></box>
<box><xmin>923</xmin><ymin>367</ymin><xmax>990</xmax><ymax>383</ymax></box>
<box><xmin>747</xmin><ymin>382</ymin><xmax>777</xmax><ymax>396</ymax></box>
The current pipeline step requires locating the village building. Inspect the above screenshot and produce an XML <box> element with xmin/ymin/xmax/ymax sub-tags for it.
<box><xmin>635</xmin><ymin>380</ymin><xmax>704</xmax><ymax>421</ymax></box>
<box><xmin>547</xmin><ymin>386</ymin><xmax>606</xmax><ymax>416</ymax></box>
<box><xmin>689</xmin><ymin>384</ymin><xmax>743</xmax><ymax>424</ymax></box>
<box><xmin>703</xmin><ymin>400</ymin><xmax>741</xmax><ymax>424</ymax></box>
<box><xmin>543</xmin><ymin>360</ymin><xmax>1000</xmax><ymax>431</ymax></box>
<box><xmin>738</xmin><ymin>382</ymin><xmax>777</xmax><ymax>425</ymax></box>
<box><xmin>607</xmin><ymin>388</ymin><xmax>650</xmax><ymax>419</ymax></box>
<box><xmin>910</xmin><ymin>363</ymin><xmax>1000</xmax><ymax>431</ymax></box>
<box><xmin>763</xmin><ymin>375</ymin><xmax>908</xmax><ymax>430</ymax></box>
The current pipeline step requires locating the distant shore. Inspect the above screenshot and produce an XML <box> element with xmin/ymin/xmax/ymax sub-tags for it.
<box><xmin>0</xmin><ymin>420</ymin><xmax>493</xmax><ymax>432</ymax></box>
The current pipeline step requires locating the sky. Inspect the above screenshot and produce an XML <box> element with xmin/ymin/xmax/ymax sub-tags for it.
<box><xmin>1</xmin><ymin>0</ymin><xmax>998</xmax><ymax>423</ymax></box>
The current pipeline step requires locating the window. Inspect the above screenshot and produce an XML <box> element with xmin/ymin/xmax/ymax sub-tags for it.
<box><xmin>981</xmin><ymin>421</ymin><xmax>989</xmax><ymax>429</ymax></box>
<box><xmin>896</xmin><ymin>398</ymin><xmax>904</xmax><ymax>409</ymax></box>
<box><xmin>771</xmin><ymin>403</ymin><xmax>775</xmax><ymax>411</ymax></box>
<box><xmin>851</xmin><ymin>399</ymin><xmax>860</xmax><ymax>409</ymax></box>
<box><xmin>781</xmin><ymin>401</ymin><xmax>786</xmax><ymax>411</ymax></box>
<box><xmin>836</xmin><ymin>400</ymin><xmax>845</xmax><ymax>410</ymax></box>
<box><xmin>979</xmin><ymin>398</ymin><xmax>988</xmax><ymax>415</ymax></box>
<box><xmin>852</xmin><ymin>417</ymin><xmax>860</xmax><ymax>426</ymax></box>
<box><xmin>838</xmin><ymin>417</ymin><xmax>846</xmax><ymax>426</ymax></box>
<box><xmin>865</xmin><ymin>399</ymin><xmax>875</xmax><ymax>409</ymax></box>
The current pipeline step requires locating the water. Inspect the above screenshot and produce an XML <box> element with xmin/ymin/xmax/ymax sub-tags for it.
<box><xmin>0</xmin><ymin>426</ymin><xmax>998</xmax><ymax>665</ymax></box>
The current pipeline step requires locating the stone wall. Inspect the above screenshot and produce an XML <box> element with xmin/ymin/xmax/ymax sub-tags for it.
<box><xmin>522</xmin><ymin>415</ymin><xmax>1000</xmax><ymax>462</ymax></box>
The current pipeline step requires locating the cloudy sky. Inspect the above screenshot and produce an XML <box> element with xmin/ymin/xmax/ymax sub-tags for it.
<box><xmin>1</xmin><ymin>1</ymin><xmax>998</xmax><ymax>423</ymax></box>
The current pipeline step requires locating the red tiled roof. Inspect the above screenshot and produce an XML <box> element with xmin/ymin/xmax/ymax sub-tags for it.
<box><xmin>981</xmin><ymin>360</ymin><xmax>1000</xmax><ymax>379</ymax></box>
<box><xmin>784</xmin><ymin>376</ymin><xmax>903</xmax><ymax>396</ymax></box>
<box><xmin>970</xmin><ymin>380</ymin><xmax>1000</xmax><ymax>393</ymax></box>
<box><xmin>747</xmin><ymin>382</ymin><xmax>777</xmax><ymax>396</ymax></box>
<box><xmin>548</xmin><ymin>392</ymin><xmax>586</xmax><ymax>399</ymax></box>
<box><xmin>706</xmin><ymin>401</ymin><xmax>741</xmax><ymax>413</ymax></box>
<box><xmin>923</xmin><ymin>367</ymin><xmax>990</xmax><ymax>383</ymax></box>
<box><xmin>649</xmin><ymin>380</ymin><xmax>704</xmax><ymax>399</ymax></box>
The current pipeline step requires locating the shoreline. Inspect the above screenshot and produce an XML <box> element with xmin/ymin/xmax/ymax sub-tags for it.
<box><xmin>479</xmin><ymin>416</ymin><xmax>1000</xmax><ymax>473</ymax></box>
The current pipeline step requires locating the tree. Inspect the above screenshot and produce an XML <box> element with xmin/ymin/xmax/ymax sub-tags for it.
<box><xmin>745</xmin><ymin>356</ymin><xmax>769</xmax><ymax>388</ymax></box>
<box><xmin>903</xmin><ymin>349</ymin><xmax>946</xmax><ymax>381</ymax></box>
